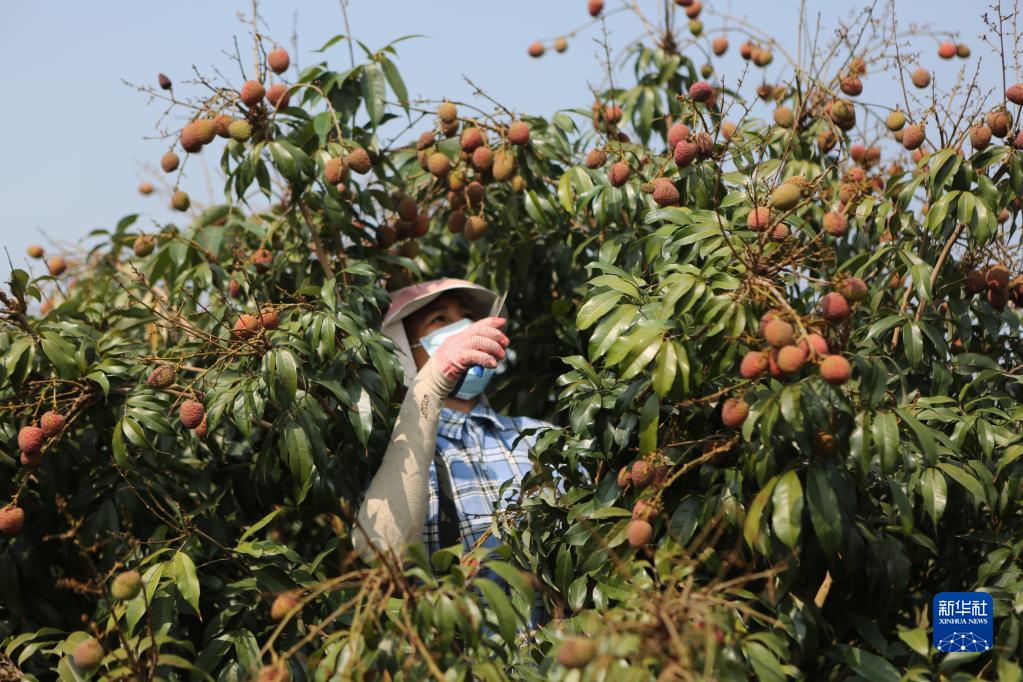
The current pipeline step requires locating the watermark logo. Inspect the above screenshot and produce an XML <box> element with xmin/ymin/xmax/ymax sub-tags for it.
<box><xmin>932</xmin><ymin>592</ymin><xmax>993</xmax><ymax>653</ymax></box>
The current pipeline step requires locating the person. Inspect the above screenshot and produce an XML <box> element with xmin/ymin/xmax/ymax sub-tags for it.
<box><xmin>353</xmin><ymin>279</ymin><xmax>553</xmax><ymax>563</ymax></box>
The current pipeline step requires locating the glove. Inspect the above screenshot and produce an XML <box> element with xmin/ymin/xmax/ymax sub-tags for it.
<box><xmin>431</xmin><ymin>317</ymin><xmax>509</xmax><ymax>382</ymax></box>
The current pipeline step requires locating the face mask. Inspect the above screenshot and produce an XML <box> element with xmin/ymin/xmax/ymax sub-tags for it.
<box><xmin>415</xmin><ymin>318</ymin><xmax>496</xmax><ymax>399</ymax></box>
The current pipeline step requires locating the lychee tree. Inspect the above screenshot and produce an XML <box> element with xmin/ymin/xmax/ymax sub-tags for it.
<box><xmin>2</xmin><ymin>1</ymin><xmax>1023</xmax><ymax>679</ymax></box>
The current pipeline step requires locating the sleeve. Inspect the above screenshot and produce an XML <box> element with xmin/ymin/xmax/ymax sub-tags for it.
<box><xmin>351</xmin><ymin>359</ymin><xmax>457</xmax><ymax>563</ymax></box>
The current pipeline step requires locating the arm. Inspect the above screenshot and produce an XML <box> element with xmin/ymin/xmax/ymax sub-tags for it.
<box><xmin>352</xmin><ymin>317</ymin><xmax>508</xmax><ymax>563</ymax></box>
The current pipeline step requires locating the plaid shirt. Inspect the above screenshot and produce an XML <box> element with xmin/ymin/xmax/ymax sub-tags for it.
<box><xmin>423</xmin><ymin>398</ymin><xmax>553</xmax><ymax>556</ymax></box>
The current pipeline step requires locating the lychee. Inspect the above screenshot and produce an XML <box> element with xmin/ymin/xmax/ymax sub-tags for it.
<box><xmin>179</xmin><ymin>400</ymin><xmax>205</xmax><ymax>429</ymax></box>
<box><xmin>829</xmin><ymin>99</ymin><xmax>856</xmax><ymax>130</ymax></box>
<box><xmin>464</xmin><ymin>216</ymin><xmax>488</xmax><ymax>241</ymax></box>
<box><xmin>987</xmin><ymin>264</ymin><xmax>1010</xmax><ymax>290</ymax></box>
<box><xmin>508</xmin><ymin>121</ymin><xmax>530</xmax><ymax>146</ymax></box>
<box><xmin>745</xmin><ymin>206</ymin><xmax>771</xmax><ymax>231</ymax></box>
<box><xmin>347</xmin><ymin>149</ymin><xmax>372</xmax><ymax>174</ymax></box>
<box><xmin>776</xmin><ymin>345</ymin><xmax>807</xmax><ymax>373</ymax></box>
<box><xmin>667</xmin><ymin>123</ymin><xmax>690</xmax><ymax>149</ymax></box>
<box><xmin>447</xmin><ymin>211</ymin><xmax>466</xmax><ymax>234</ymax></box>
<box><xmin>554</xmin><ymin>37</ymin><xmax>569</xmax><ymax>53</ymax></box>
<box><xmin>988</xmin><ymin>286</ymin><xmax>1009</xmax><ymax>309</ymax></box>
<box><xmin>902</xmin><ymin>124</ymin><xmax>925</xmax><ymax>150</ymax></box>
<box><xmin>970</xmin><ymin>124</ymin><xmax>992</xmax><ymax>150</ymax></box>
<box><xmin>769</xmin><ymin>184</ymin><xmax>801</xmax><ymax>211</ymax></box>
<box><xmin>527</xmin><ymin>41</ymin><xmax>545</xmax><ymax>58</ymax></box>
<box><xmin>585</xmin><ymin>149</ymin><xmax>607</xmax><ymax>168</ymax></box>
<box><xmin>427</xmin><ymin>152</ymin><xmax>451</xmax><ymax>178</ymax></box>
<box><xmin>0</xmin><ymin>506</ymin><xmax>25</xmax><ymax>535</ymax></box>
<box><xmin>910</xmin><ymin>68</ymin><xmax>931</xmax><ymax>89</ymax></box>
<box><xmin>133</xmin><ymin>234</ymin><xmax>155</xmax><ymax>258</ymax></box>
<box><xmin>18</xmin><ymin>425</ymin><xmax>45</xmax><ymax>454</ymax></box>
<box><xmin>721</xmin><ymin>397</ymin><xmax>749</xmax><ymax>429</ymax></box>
<box><xmin>885</xmin><ymin>109</ymin><xmax>906</xmax><ymax>131</ymax></box>
<box><xmin>764</xmin><ymin>319</ymin><xmax>794</xmax><ymax>347</ymax></box>
<box><xmin>268</xmin><ymin>47</ymin><xmax>290</xmax><ymax>74</ymax></box>
<box><xmin>111</xmin><ymin>570</ymin><xmax>142</xmax><ymax>601</ymax></box>
<box><xmin>588</xmin><ymin>0</ymin><xmax>604</xmax><ymax>16</ymax></box>
<box><xmin>821</xmin><ymin>292</ymin><xmax>851</xmax><ymax>321</ymax></box>
<box><xmin>48</xmin><ymin>256</ymin><xmax>67</xmax><ymax>277</ymax></box>
<box><xmin>557</xmin><ymin>637</ymin><xmax>597</xmax><ymax>668</ymax></box>
<box><xmin>819</xmin><ymin>355</ymin><xmax>852</xmax><ymax>385</ymax></box>
<box><xmin>799</xmin><ymin>333</ymin><xmax>829</xmax><ymax>356</ymax></box>
<box><xmin>651</xmin><ymin>178</ymin><xmax>680</xmax><ymax>206</ymax></box>
<box><xmin>712</xmin><ymin>36</ymin><xmax>728</xmax><ymax>56</ymax></box>
<box><xmin>138</xmin><ymin>182</ymin><xmax>154</xmax><ymax>195</ymax></box>
<box><xmin>251</xmin><ymin>248</ymin><xmax>273</xmax><ymax>271</ymax></box>
<box><xmin>161</xmin><ymin>151</ymin><xmax>180</xmax><ymax>173</ymax></box>
<box><xmin>608</xmin><ymin>162</ymin><xmax>631</xmax><ymax>187</ymax></box>
<box><xmin>630</xmin><ymin>460</ymin><xmax>653</xmax><ymax>489</ymax></box>
<box><xmin>147</xmin><ymin>365</ymin><xmax>175</xmax><ymax>389</ymax></box>
<box><xmin>271</xmin><ymin>592</ymin><xmax>300</xmax><ymax>621</ymax></box>
<box><xmin>258</xmin><ymin>306</ymin><xmax>280</xmax><ymax>330</ymax></box>
<box><xmin>40</xmin><ymin>411</ymin><xmax>65</xmax><ymax>438</ymax></box>
<box><xmin>233</xmin><ymin>313</ymin><xmax>260</xmax><ymax>339</ymax></box>
<box><xmin>1007</xmin><ymin>83</ymin><xmax>1023</xmax><ymax>105</ymax></box>
<box><xmin>460</xmin><ymin>127</ymin><xmax>485</xmax><ymax>153</ymax></box>
<box><xmin>987</xmin><ymin>108</ymin><xmax>1013</xmax><ymax>137</ymax></box>
<box><xmin>492</xmin><ymin>150</ymin><xmax>516</xmax><ymax>181</ymax></box>
<box><xmin>838</xmin><ymin>277</ymin><xmax>868</xmax><ymax>302</ymax></box>
<box><xmin>27</xmin><ymin>245</ymin><xmax>44</xmax><ymax>259</ymax></box>
<box><xmin>937</xmin><ymin>42</ymin><xmax>956</xmax><ymax>59</ymax></box>
<box><xmin>689</xmin><ymin>81</ymin><xmax>714</xmax><ymax>103</ymax></box>
<box><xmin>674</xmin><ymin>140</ymin><xmax>698</xmax><ymax>167</ymax></box>
<box><xmin>437</xmin><ymin>101</ymin><xmax>457</xmax><ymax>124</ymax></box>
<box><xmin>840</xmin><ymin>76</ymin><xmax>863</xmax><ymax>97</ymax></box>
<box><xmin>740</xmin><ymin>350</ymin><xmax>769</xmax><ymax>379</ymax></box>
<box><xmin>471</xmin><ymin>146</ymin><xmax>493</xmax><ymax>172</ymax></box>
<box><xmin>171</xmin><ymin>191</ymin><xmax>190</xmax><ymax>211</ymax></box>
<box><xmin>213</xmin><ymin>115</ymin><xmax>235</xmax><ymax>138</ymax></box>
<box><xmin>957</xmin><ymin>44</ymin><xmax>971</xmax><ymax>58</ymax></box>
<box><xmin>265</xmin><ymin>83</ymin><xmax>290</xmax><ymax>108</ymax></box>
<box><xmin>627</xmin><ymin>519</ymin><xmax>653</xmax><ymax>548</ymax></box>
<box><xmin>324</xmin><ymin>157</ymin><xmax>346</xmax><ymax>185</ymax></box>
<box><xmin>240</xmin><ymin>80</ymin><xmax>266</xmax><ymax>106</ymax></box>
<box><xmin>73</xmin><ymin>638</ymin><xmax>104</xmax><ymax>670</ymax></box>
<box><xmin>772</xmin><ymin>106</ymin><xmax>794</xmax><ymax>128</ymax></box>
<box><xmin>823</xmin><ymin>211</ymin><xmax>848</xmax><ymax>236</ymax></box>
<box><xmin>158</xmin><ymin>73</ymin><xmax>172</xmax><ymax>90</ymax></box>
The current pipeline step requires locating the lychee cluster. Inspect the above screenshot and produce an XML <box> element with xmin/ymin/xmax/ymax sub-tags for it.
<box><xmin>233</xmin><ymin>305</ymin><xmax>281</xmax><ymax>339</ymax></box>
<box><xmin>17</xmin><ymin>410</ymin><xmax>67</xmax><ymax>467</ymax></box>
<box><xmin>963</xmin><ymin>263</ymin><xmax>1023</xmax><ymax>310</ymax></box>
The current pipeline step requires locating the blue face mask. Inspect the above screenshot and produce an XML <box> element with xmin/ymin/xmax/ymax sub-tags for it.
<box><xmin>415</xmin><ymin>318</ymin><xmax>496</xmax><ymax>399</ymax></box>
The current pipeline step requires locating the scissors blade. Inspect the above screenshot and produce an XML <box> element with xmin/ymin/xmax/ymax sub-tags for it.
<box><xmin>490</xmin><ymin>289</ymin><xmax>509</xmax><ymax>317</ymax></box>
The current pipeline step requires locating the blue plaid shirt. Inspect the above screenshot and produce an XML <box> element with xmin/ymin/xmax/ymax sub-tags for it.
<box><xmin>424</xmin><ymin>398</ymin><xmax>553</xmax><ymax>556</ymax></box>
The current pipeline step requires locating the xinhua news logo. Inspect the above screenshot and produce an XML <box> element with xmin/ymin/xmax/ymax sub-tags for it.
<box><xmin>932</xmin><ymin>592</ymin><xmax>994</xmax><ymax>653</ymax></box>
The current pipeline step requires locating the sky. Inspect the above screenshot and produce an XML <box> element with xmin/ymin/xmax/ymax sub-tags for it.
<box><xmin>0</xmin><ymin>0</ymin><xmax>1006</xmax><ymax>283</ymax></box>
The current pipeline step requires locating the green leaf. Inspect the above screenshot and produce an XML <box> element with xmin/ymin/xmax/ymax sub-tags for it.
<box><xmin>475</xmin><ymin>578</ymin><xmax>519</xmax><ymax>644</ymax></box>
<box><xmin>873</xmin><ymin>411</ymin><xmax>899</xmax><ymax>474</ymax></box>
<box><xmin>652</xmin><ymin>341</ymin><xmax>677</xmax><ymax>396</ymax></box>
<box><xmin>898</xmin><ymin>627</ymin><xmax>930</xmax><ymax>657</ymax></box>
<box><xmin>40</xmin><ymin>332</ymin><xmax>78</xmax><ymax>378</ymax></box>
<box><xmin>172</xmin><ymin>552</ymin><xmax>200</xmax><ymax>615</ymax></box>
<box><xmin>379</xmin><ymin>56</ymin><xmax>408</xmax><ymax>111</ymax></box>
<box><xmin>771</xmin><ymin>470</ymin><xmax>804</xmax><ymax>548</ymax></box>
<box><xmin>577</xmin><ymin>290</ymin><xmax>624</xmax><ymax>330</ymax></box>
<box><xmin>743</xmin><ymin>475</ymin><xmax>779</xmax><ymax>551</ymax></box>
<box><xmin>936</xmin><ymin>462</ymin><xmax>985</xmax><ymax>505</ymax></box>
<box><xmin>841</xmin><ymin>646</ymin><xmax>901</xmax><ymax>682</ymax></box>
<box><xmin>282</xmin><ymin>422</ymin><xmax>314</xmax><ymax>502</ymax></box>
<box><xmin>638</xmin><ymin>393</ymin><xmax>659</xmax><ymax>456</ymax></box>
<box><xmin>920</xmin><ymin>467</ymin><xmax>948</xmax><ymax>527</ymax></box>
<box><xmin>362</xmin><ymin>62</ymin><xmax>386</xmax><ymax>125</ymax></box>
<box><xmin>806</xmin><ymin>464</ymin><xmax>842</xmax><ymax>556</ymax></box>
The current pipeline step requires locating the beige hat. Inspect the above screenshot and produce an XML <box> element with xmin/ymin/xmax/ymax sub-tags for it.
<box><xmin>381</xmin><ymin>278</ymin><xmax>504</xmax><ymax>386</ymax></box>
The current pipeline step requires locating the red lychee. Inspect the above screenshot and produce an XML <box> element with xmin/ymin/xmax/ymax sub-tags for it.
<box><xmin>721</xmin><ymin>397</ymin><xmax>749</xmax><ymax>429</ymax></box>
<box><xmin>937</xmin><ymin>42</ymin><xmax>956</xmax><ymax>59</ymax></box>
<box><xmin>821</xmin><ymin>292</ymin><xmax>851</xmax><ymax>322</ymax></box>
<box><xmin>240</xmin><ymin>80</ymin><xmax>265</xmax><ymax>106</ymax></box>
<box><xmin>508</xmin><ymin>121</ymin><xmax>530</xmax><ymax>146</ymax></box>
<box><xmin>161</xmin><ymin>151</ymin><xmax>180</xmax><ymax>173</ymax></box>
<box><xmin>764</xmin><ymin>319</ymin><xmax>794</xmax><ymax>348</ymax></box>
<box><xmin>776</xmin><ymin>345</ymin><xmax>807</xmax><ymax>373</ymax></box>
<box><xmin>265</xmin><ymin>83</ymin><xmax>290</xmax><ymax>108</ymax></box>
<box><xmin>688</xmin><ymin>81</ymin><xmax>714</xmax><ymax>103</ymax></box>
<box><xmin>0</xmin><ymin>506</ymin><xmax>25</xmax><ymax>535</ymax></box>
<box><xmin>179</xmin><ymin>400</ymin><xmax>205</xmax><ymax>429</ymax></box>
<box><xmin>18</xmin><ymin>426</ymin><xmax>45</xmax><ymax>454</ymax></box>
<box><xmin>819</xmin><ymin>355</ymin><xmax>852</xmax><ymax>385</ymax></box>
<box><xmin>268</xmin><ymin>47</ymin><xmax>290</xmax><ymax>74</ymax></box>
<box><xmin>627</xmin><ymin>519</ymin><xmax>653</xmax><ymax>547</ymax></box>
<box><xmin>40</xmin><ymin>411</ymin><xmax>65</xmax><ymax>438</ymax></box>
<box><xmin>608</xmin><ymin>162</ymin><xmax>631</xmax><ymax>187</ymax></box>
<box><xmin>739</xmin><ymin>350</ymin><xmax>768</xmax><ymax>379</ymax></box>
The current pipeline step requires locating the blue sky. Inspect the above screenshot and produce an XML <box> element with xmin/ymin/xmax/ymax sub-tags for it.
<box><xmin>0</xmin><ymin>1</ymin><xmax>1001</xmax><ymax>283</ymax></box>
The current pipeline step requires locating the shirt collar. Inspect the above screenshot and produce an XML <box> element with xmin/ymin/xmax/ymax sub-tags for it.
<box><xmin>438</xmin><ymin>397</ymin><xmax>506</xmax><ymax>438</ymax></box>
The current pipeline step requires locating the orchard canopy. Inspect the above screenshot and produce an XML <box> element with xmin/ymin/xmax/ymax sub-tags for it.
<box><xmin>2</xmin><ymin>0</ymin><xmax>1023</xmax><ymax>679</ymax></box>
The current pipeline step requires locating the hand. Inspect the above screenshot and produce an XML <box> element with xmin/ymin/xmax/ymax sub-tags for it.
<box><xmin>431</xmin><ymin>317</ymin><xmax>509</xmax><ymax>382</ymax></box>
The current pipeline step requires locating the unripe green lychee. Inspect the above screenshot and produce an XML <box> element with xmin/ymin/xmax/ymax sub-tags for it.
<box><xmin>27</xmin><ymin>245</ymin><xmax>44</xmax><ymax>259</ymax></box>
<box><xmin>268</xmin><ymin>47</ymin><xmax>290</xmax><ymax>74</ymax></box>
<box><xmin>40</xmin><ymin>411</ymin><xmax>65</xmax><ymax>438</ymax></box>
<box><xmin>776</xmin><ymin>345</ymin><xmax>807</xmax><ymax>373</ymax></box>
<box><xmin>557</xmin><ymin>637</ymin><xmax>597</xmax><ymax>668</ymax></box>
<box><xmin>48</xmin><ymin>256</ymin><xmax>67</xmax><ymax>276</ymax></box>
<box><xmin>689</xmin><ymin>19</ymin><xmax>703</xmax><ymax>36</ymax></box>
<box><xmin>18</xmin><ymin>426</ymin><xmax>44</xmax><ymax>454</ymax></box>
<box><xmin>740</xmin><ymin>350</ymin><xmax>768</xmax><ymax>378</ymax></box>
<box><xmin>627</xmin><ymin>519</ymin><xmax>654</xmax><ymax>548</ymax></box>
<box><xmin>265</xmin><ymin>83</ymin><xmax>290</xmax><ymax>108</ymax></box>
<box><xmin>133</xmin><ymin>234</ymin><xmax>155</xmax><ymax>258</ymax></box>
<box><xmin>651</xmin><ymin>178</ymin><xmax>680</xmax><ymax>206</ymax></box>
<box><xmin>764</xmin><ymin>319</ymin><xmax>794</xmax><ymax>347</ymax></box>
<box><xmin>0</xmin><ymin>506</ymin><xmax>25</xmax><ymax>535</ymax></box>
<box><xmin>507</xmin><ymin>121</ymin><xmax>530</xmax><ymax>146</ymax></box>
<box><xmin>821</xmin><ymin>292</ymin><xmax>851</xmax><ymax>321</ymax></box>
<box><xmin>885</xmin><ymin>109</ymin><xmax>906</xmax><ymax>131</ymax></box>
<box><xmin>769</xmin><ymin>184</ymin><xmax>801</xmax><ymax>211</ymax></box>
<box><xmin>73</xmin><ymin>638</ymin><xmax>104</xmax><ymax>670</ymax></box>
<box><xmin>111</xmin><ymin>570</ymin><xmax>142</xmax><ymax>601</ymax></box>
<box><xmin>819</xmin><ymin>355</ymin><xmax>852</xmax><ymax>385</ymax></box>
<box><xmin>447</xmin><ymin>169</ymin><xmax>466</xmax><ymax>191</ymax></box>
<box><xmin>721</xmin><ymin>397</ymin><xmax>749</xmax><ymax>429</ymax></box>
<box><xmin>228</xmin><ymin>119</ymin><xmax>253</xmax><ymax>142</ymax></box>
<box><xmin>147</xmin><ymin>365</ymin><xmax>175</xmax><ymax>389</ymax></box>
<box><xmin>910</xmin><ymin>67</ymin><xmax>931</xmax><ymax>89</ymax></box>
<box><xmin>179</xmin><ymin>400</ymin><xmax>205</xmax><ymax>429</ymax></box>
<box><xmin>171</xmin><ymin>191</ymin><xmax>190</xmax><ymax>211</ymax></box>
<box><xmin>347</xmin><ymin>148</ymin><xmax>372</xmax><ymax>174</ymax></box>
<box><xmin>608</xmin><ymin>162</ymin><xmax>631</xmax><ymax>187</ymax></box>
<box><xmin>829</xmin><ymin>99</ymin><xmax>856</xmax><ymax>130</ymax></box>
<box><xmin>271</xmin><ymin>592</ymin><xmax>300</xmax><ymax>621</ymax></box>
<box><xmin>752</xmin><ymin>48</ymin><xmax>773</xmax><ymax>66</ymax></box>
<box><xmin>324</xmin><ymin>157</ymin><xmax>346</xmax><ymax>185</ymax></box>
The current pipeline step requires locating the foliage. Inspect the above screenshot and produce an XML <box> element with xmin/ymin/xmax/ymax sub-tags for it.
<box><xmin>2</xmin><ymin>1</ymin><xmax>1023</xmax><ymax>679</ymax></box>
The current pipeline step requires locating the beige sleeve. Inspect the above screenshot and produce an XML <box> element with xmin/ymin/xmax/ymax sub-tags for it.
<box><xmin>352</xmin><ymin>359</ymin><xmax>456</xmax><ymax>563</ymax></box>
